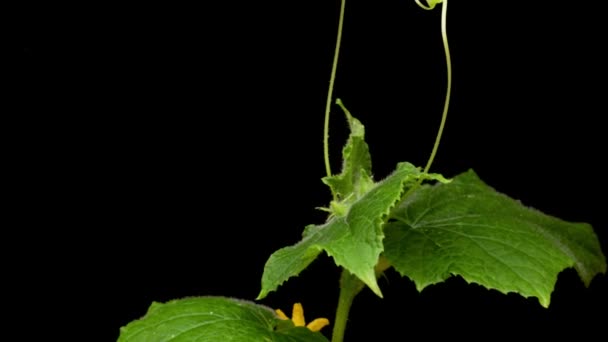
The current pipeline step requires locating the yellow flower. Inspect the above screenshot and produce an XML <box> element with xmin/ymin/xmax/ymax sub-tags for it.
<box><xmin>275</xmin><ymin>303</ymin><xmax>330</xmax><ymax>332</ymax></box>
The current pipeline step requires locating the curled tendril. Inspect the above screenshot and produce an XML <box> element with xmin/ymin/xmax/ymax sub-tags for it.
<box><xmin>415</xmin><ymin>0</ymin><xmax>443</xmax><ymax>10</ymax></box>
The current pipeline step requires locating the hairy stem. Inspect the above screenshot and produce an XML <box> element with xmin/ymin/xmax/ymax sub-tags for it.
<box><xmin>324</xmin><ymin>0</ymin><xmax>346</xmax><ymax>181</ymax></box>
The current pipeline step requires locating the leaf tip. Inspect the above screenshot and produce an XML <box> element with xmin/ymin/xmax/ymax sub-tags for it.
<box><xmin>363</xmin><ymin>276</ymin><xmax>384</xmax><ymax>298</ymax></box>
<box><xmin>256</xmin><ymin>292</ymin><xmax>267</xmax><ymax>301</ymax></box>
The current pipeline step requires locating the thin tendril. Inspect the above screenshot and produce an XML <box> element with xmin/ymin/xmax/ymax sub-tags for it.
<box><xmin>415</xmin><ymin>0</ymin><xmax>440</xmax><ymax>10</ymax></box>
<box><xmin>395</xmin><ymin>0</ymin><xmax>451</xmax><ymax>207</ymax></box>
<box><xmin>423</xmin><ymin>0</ymin><xmax>451</xmax><ymax>174</ymax></box>
<box><xmin>415</xmin><ymin>0</ymin><xmax>434</xmax><ymax>10</ymax></box>
<box><xmin>324</xmin><ymin>0</ymin><xmax>346</xmax><ymax>181</ymax></box>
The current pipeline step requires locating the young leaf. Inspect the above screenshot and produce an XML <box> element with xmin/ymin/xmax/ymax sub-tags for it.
<box><xmin>384</xmin><ymin>170</ymin><xmax>606</xmax><ymax>307</ymax></box>
<box><xmin>258</xmin><ymin>162</ymin><xmax>448</xmax><ymax>299</ymax></box>
<box><xmin>118</xmin><ymin>296</ymin><xmax>329</xmax><ymax>342</ymax></box>
<box><xmin>322</xmin><ymin>99</ymin><xmax>373</xmax><ymax>201</ymax></box>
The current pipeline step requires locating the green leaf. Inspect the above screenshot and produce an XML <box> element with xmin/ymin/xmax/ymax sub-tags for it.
<box><xmin>118</xmin><ymin>296</ymin><xmax>329</xmax><ymax>342</ymax></box>
<box><xmin>321</xmin><ymin>99</ymin><xmax>373</xmax><ymax>202</ymax></box>
<box><xmin>259</xmin><ymin>162</ymin><xmax>448</xmax><ymax>299</ymax></box>
<box><xmin>384</xmin><ymin>170</ymin><xmax>606</xmax><ymax>307</ymax></box>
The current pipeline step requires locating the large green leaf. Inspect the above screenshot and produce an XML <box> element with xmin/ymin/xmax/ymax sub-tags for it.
<box><xmin>118</xmin><ymin>297</ymin><xmax>329</xmax><ymax>342</ymax></box>
<box><xmin>384</xmin><ymin>170</ymin><xmax>606</xmax><ymax>307</ymax></box>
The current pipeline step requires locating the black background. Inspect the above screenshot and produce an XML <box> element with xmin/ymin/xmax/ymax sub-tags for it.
<box><xmin>23</xmin><ymin>1</ymin><xmax>606</xmax><ymax>341</ymax></box>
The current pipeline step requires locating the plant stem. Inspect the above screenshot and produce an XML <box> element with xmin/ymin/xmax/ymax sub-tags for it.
<box><xmin>423</xmin><ymin>0</ymin><xmax>451</xmax><ymax>174</ymax></box>
<box><xmin>324</xmin><ymin>0</ymin><xmax>346</xmax><ymax>181</ymax></box>
<box><xmin>331</xmin><ymin>269</ymin><xmax>365</xmax><ymax>342</ymax></box>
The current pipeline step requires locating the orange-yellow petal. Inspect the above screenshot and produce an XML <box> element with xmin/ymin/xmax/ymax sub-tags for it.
<box><xmin>292</xmin><ymin>303</ymin><xmax>305</xmax><ymax>327</ymax></box>
<box><xmin>275</xmin><ymin>309</ymin><xmax>289</xmax><ymax>320</ymax></box>
<box><xmin>306</xmin><ymin>318</ymin><xmax>330</xmax><ymax>332</ymax></box>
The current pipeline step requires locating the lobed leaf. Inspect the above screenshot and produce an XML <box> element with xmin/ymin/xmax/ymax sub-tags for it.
<box><xmin>384</xmin><ymin>170</ymin><xmax>606</xmax><ymax>307</ymax></box>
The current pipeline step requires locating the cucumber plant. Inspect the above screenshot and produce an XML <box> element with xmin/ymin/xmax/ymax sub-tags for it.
<box><xmin>118</xmin><ymin>1</ymin><xmax>606</xmax><ymax>341</ymax></box>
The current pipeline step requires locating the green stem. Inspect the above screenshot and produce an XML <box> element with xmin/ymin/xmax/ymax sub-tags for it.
<box><xmin>423</xmin><ymin>0</ymin><xmax>451</xmax><ymax>174</ymax></box>
<box><xmin>331</xmin><ymin>269</ymin><xmax>365</xmax><ymax>342</ymax></box>
<box><xmin>330</xmin><ymin>259</ymin><xmax>391</xmax><ymax>342</ymax></box>
<box><xmin>324</xmin><ymin>0</ymin><xmax>346</xmax><ymax>180</ymax></box>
